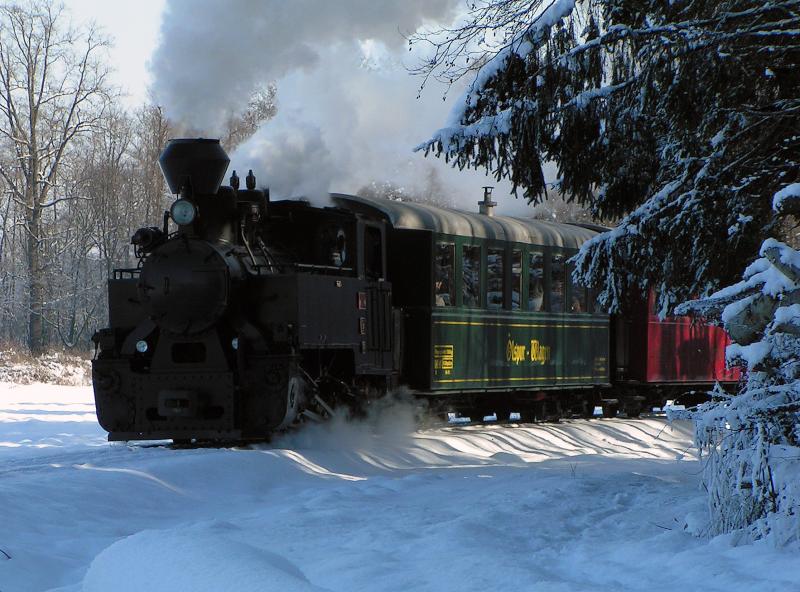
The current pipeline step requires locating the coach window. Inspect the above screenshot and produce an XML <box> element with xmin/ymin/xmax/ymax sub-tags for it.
<box><xmin>434</xmin><ymin>242</ymin><xmax>455</xmax><ymax>307</ymax></box>
<box><xmin>587</xmin><ymin>288</ymin><xmax>600</xmax><ymax>314</ymax></box>
<box><xmin>462</xmin><ymin>245</ymin><xmax>481</xmax><ymax>307</ymax></box>
<box><xmin>487</xmin><ymin>248</ymin><xmax>505</xmax><ymax>310</ymax></box>
<box><xmin>528</xmin><ymin>250</ymin><xmax>544</xmax><ymax>311</ymax></box>
<box><xmin>511</xmin><ymin>249</ymin><xmax>522</xmax><ymax>310</ymax></box>
<box><xmin>568</xmin><ymin>263</ymin><xmax>587</xmax><ymax>313</ymax></box>
<box><xmin>551</xmin><ymin>251</ymin><xmax>565</xmax><ymax>313</ymax></box>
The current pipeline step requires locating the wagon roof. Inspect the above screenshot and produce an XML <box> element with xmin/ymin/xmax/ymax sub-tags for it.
<box><xmin>332</xmin><ymin>193</ymin><xmax>600</xmax><ymax>249</ymax></box>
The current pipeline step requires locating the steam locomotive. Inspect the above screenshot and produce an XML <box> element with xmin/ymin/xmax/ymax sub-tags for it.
<box><xmin>91</xmin><ymin>138</ymin><xmax>736</xmax><ymax>442</ymax></box>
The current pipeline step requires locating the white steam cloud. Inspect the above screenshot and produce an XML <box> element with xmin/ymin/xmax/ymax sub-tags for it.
<box><xmin>151</xmin><ymin>0</ymin><xmax>457</xmax><ymax>133</ymax></box>
<box><xmin>151</xmin><ymin>0</ymin><xmax>533</xmax><ymax>214</ymax></box>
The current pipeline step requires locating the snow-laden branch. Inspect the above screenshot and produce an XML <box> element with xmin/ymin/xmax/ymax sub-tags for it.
<box><xmin>677</xmin><ymin>182</ymin><xmax>800</xmax><ymax>546</ymax></box>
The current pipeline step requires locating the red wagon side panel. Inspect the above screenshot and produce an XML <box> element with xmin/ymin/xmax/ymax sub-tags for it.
<box><xmin>628</xmin><ymin>292</ymin><xmax>739</xmax><ymax>384</ymax></box>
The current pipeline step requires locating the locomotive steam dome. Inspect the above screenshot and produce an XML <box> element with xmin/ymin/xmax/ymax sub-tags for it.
<box><xmin>158</xmin><ymin>138</ymin><xmax>230</xmax><ymax>195</ymax></box>
<box><xmin>138</xmin><ymin>239</ymin><xmax>231</xmax><ymax>335</ymax></box>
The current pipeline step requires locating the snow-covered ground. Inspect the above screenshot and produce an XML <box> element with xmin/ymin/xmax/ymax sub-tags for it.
<box><xmin>1</xmin><ymin>383</ymin><xmax>797</xmax><ymax>592</ymax></box>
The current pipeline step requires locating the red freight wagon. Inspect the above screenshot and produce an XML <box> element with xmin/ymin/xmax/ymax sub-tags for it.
<box><xmin>613</xmin><ymin>291</ymin><xmax>740</xmax><ymax>404</ymax></box>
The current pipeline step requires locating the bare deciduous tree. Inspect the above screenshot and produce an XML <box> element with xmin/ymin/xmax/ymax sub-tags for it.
<box><xmin>0</xmin><ymin>0</ymin><xmax>113</xmax><ymax>353</ymax></box>
<box><xmin>222</xmin><ymin>84</ymin><xmax>276</xmax><ymax>151</ymax></box>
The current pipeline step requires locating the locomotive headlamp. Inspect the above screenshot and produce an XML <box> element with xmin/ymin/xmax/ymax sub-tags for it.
<box><xmin>135</xmin><ymin>340</ymin><xmax>149</xmax><ymax>353</ymax></box>
<box><xmin>231</xmin><ymin>337</ymin><xmax>239</xmax><ymax>350</ymax></box>
<box><xmin>170</xmin><ymin>199</ymin><xmax>196</xmax><ymax>225</ymax></box>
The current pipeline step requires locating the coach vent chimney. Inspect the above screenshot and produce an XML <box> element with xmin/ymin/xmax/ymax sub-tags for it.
<box><xmin>479</xmin><ymin>186</ymin><xmax>496</xmax><ymax>217</ymax></box>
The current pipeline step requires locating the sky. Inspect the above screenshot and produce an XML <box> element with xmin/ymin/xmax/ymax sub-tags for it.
<box><xmin>63</xmin><ymin>0</ymin><xmax>539</xmax><ymax>217</ymax></box>
<box><xmin>66</xmin><ymin>0</ymin><xmax>166</xmax><ymax>106</ymax></box>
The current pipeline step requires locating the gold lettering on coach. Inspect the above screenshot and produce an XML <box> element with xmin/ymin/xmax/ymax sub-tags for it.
<box><xmin>529</xmin><ymin>339</ymin><xmax>551</xmax><ymax>365</ymax></box>
<box><xmin>434</xmin><ymin>345</ymin><xmax>454</xmax><ymax>375</ymax></box>
<box><xmin>506</xmin><ymin>337</ymin><xmax>527</xmax><ymax>365</ymax></box>
<box><xmin>507</xmin><ymin>336</ymin><xmax>551</xmax><ymax>366</ymax></box>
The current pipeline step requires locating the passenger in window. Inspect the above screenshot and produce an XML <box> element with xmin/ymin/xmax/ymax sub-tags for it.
<box><xmin>511</xmin><ymin>250</ymin><xmax>522</xmax><ymax>310</ymax></box>
<box><xmin>570</xmin><ymin>296</ymin><xmax>583</xmax><ymax>313</ymax></box>
<box><xmin>462</xmin><ymin>245</ymin><xmax>480</xmax><ymax>307</ymax></box>
<box><xmin>487</xmin><ymin>249</ymin><xmax>504</xmax><ymax>310</ymax></box>
<box><xmin>529</xmin><ymin>251</ymin><xmax>545</xmax><ymax>311</ymax></box>
<box><xmin>435</xmin><ymin>243</ymin><xmax>454</xmax><ymax>307</ymax></box>
<box><xmin>551</xmin><ymin>280</ymin><xmax>565</xmax><ymax>312</ymax></box>
<box><xmin>551</xmin><ymin>253</ymin><xmax>565</xmax><ymax>312</ymax></box>
<box><xmin>529</xmin><ymin>280</ymin><xmax>544</xmax><ymax>311</ymax></box>
<box><xmin>435</xmin><ymin>279</ymin><xmax>451</xmax><ymax>306</ymax></box>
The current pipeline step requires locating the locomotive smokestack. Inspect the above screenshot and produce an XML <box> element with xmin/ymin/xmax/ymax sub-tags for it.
<box><xmin>158</xmin><ymin>138</ymin><xmax>230</xmax><ymax>196</ymax></box>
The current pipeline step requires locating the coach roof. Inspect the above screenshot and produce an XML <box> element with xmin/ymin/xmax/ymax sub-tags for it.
<box><xmin>332</xmin><ymin>193</ymin><xmax>599</xmax><ymax>250</ymax></box>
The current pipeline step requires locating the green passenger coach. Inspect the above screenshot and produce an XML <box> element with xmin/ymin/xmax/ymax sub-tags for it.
<box><xmin>333</xmin><ymin>193</ymin><xmax>611</xmax><ymax>402</ymax></box>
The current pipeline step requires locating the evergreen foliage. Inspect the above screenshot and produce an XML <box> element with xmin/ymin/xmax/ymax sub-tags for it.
<box><xmin>676</xmin><ymin>186</ymin><xmax>800</xmax><ymax>544</ymax></box>
<box><xmin>414</xmin><ymin>0</ymin><xmax>800</xmax><ymax>313</ymax></box>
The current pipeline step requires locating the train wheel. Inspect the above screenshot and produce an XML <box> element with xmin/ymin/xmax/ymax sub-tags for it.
<box><xmin>495</xmin><ymin>405</ymin><xmax>512</xmax><ymax>423</ymax></box>
<box><xmin>625</xmin><ymin>405</ymin><xmax>642</xmax><ymax>418</ymax></box>
<box><xmin>601</xmin><ymin>403</ymin><xmax>618</xmax><ymax>418</ymax></box>
<box><xmin>543</xmin><ymin>400</ymin><xmax>562</xmax><ymax>422</ymax></box>
<box><xmin>623</xmin><ymin>395</ymin><xmax>645</xmax><ymax>418</ymax></box>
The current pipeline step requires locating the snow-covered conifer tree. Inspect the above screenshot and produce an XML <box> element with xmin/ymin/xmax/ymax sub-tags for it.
<box><xmin>676</xmin><ymin>185</ymin><xmax>800</xmax><ymax>545</ymax></box>
<box><xmin>416</xmin><ymin>1</ymin><xmax>800</xmax><ymax>542</ymax></box>
<box><xmin>414</xmin><ymin>0</ymin><xmax>800</xmax><ymax>313</ymax></box>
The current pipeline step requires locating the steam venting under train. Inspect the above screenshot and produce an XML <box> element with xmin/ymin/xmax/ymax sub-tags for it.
<box><xmin>92</xmin><ymin>138</ymin><xmax>736</xmax><ymax>443</ymax></box>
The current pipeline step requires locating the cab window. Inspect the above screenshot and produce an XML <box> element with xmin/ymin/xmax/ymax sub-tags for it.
<box><xmin>434</xmin><ymin>242</ymin><xmax>455</xmax><ymax>307</ymax></box>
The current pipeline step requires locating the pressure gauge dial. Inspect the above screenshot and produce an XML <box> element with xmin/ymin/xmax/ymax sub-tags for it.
<box><xmin>170</xmin><ymin>199</ymin><xmax>196</xmax><ymax>225</ymax></box>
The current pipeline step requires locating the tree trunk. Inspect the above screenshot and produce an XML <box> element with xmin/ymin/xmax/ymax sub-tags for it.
<box><xmin>26</xmin><ymin>200</ymin><xmax>43</xmax><ymax>354</ymax></box>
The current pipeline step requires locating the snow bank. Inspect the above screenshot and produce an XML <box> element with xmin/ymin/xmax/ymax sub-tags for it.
<box><xmin>2</xmin><ymin>384</ymin><xmax>798</xmax><ymax>591</ymax></box>
<box><xmin>83</xmin><ymin>527</ymin><xmax>328</xmax><ymax>592</ymax></box>
<box><xmin>0</xmin><ymin>348</ymin><xmax>91</xmax><ymax>385</ymax></box>
<box><xmin>0</xmin><ymin>383</ymin><xmax>105</xmax><ymax>460</ymax></box>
